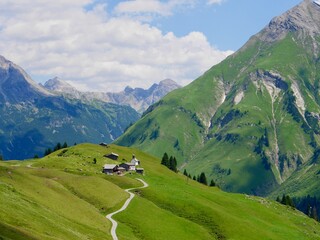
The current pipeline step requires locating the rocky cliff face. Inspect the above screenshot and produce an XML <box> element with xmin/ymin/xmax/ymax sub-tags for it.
<box><xmin>43</xmin><ymin>78</ymin><xmax>181</xmax><ymax>113</ymax></box>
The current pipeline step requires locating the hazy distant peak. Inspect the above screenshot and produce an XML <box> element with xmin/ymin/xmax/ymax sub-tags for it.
<box><xmin>44</xmin><ymin>77</ymin><xmax>77</xmax><ymax>93</ymax></box>
<box><xmin>159</xmin><ymin>78</ymin><xmax>179</xmax><ymax>86</ymax></box>
<box><xmin>124</xmin><ymin>86</ymin><xmax>134</xmax><ymax>94</ymax></box>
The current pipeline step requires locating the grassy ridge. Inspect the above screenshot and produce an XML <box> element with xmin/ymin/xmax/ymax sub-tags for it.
<box><xmin>115</xmin><ymin>30</ymin><xmax>320</xmax><ymax>197</ymax></box>
<box><xmin>0</xmin><ymin>143</ymin><xmax>320</xmax><ymax>239</ymax></box>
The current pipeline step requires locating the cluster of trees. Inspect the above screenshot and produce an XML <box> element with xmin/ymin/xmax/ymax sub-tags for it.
<box><xmin>160</xmin><ymin>153</ymin><xmax>216</xmax><ymax>186</ymax></box>
<box><xmin>161</xmin><ymin>153</ymin><xmax>177</xmax><ymax>172</ymax></box>
<box><xmin>183</xmin><ymin>169</ymin><xmax>216</xmax><ymax>187</ymax></box>
<box><xmin>293</xmin><ymin>195</ymin><xmax>319</xmax><ymax>221</ymax></box>
<box><xmin>44</xmin><ymin>142</ymin><xmax>68</xmax><ymax>156</ymax></box>
<box><xmin>276</xmin><ymin>194</ymin><xmax>319</xmax><ymax>222</ymax></box>
<box><xmin>276</xmin><ymin>194</ymin><xmax>295</xmax><ymax>208</ymax></box>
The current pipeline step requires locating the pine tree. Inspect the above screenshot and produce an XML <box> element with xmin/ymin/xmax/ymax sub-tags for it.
<box><xmin>0</xmin><ymin>155</ymin><xmax>3</xmax><ymax>161</ymax></box>
<box><xmin>161</xmin><ymin>153</ymin><xmax>169</xmax><ymax>166</ymax></box>
<box><xmin>183</xmin><ymin>169</ymin><xmax>188</xmax><ymax>176</ymax></box>
<box><xmin>281</xmin><ymin>194</ymin><xmax>286</xmax><ymax>205</ymax></box>
<box><xmin>193</xmin><ymin>176</ymin><xmax>196</xmax><ymax>181</ymax></box>
<box><xmin>171</xmin><ymin>157</ymin><xmax>177</xmax><ymax>172</ymax></box>
<box><xmin>199</xmin><ymin>172</ymin><xmax>208</xmax><ymax>185</ymax></box>
<box><xmin>54</xmin><ymin>142</ymin><xmax>62</xmax><ymax>151</ymax></box>
<box><xmin>62</xmin><ymin>142</ymin><xmax>68</xmax><ymax>148</ymax></box>
<box><xmin>210</xmin><ymin>179</ymin><xmax>216</xmax><ymax>187</ymax></box>
<box><xmin>276</xmin><ymin>196</ymin><xmax>280</xmax><ymax>203</ymax></box>
<box><xmin>188</xmin><ymin>173</ymin><xmax>192</xmax><ymax>179</ymax></box>
<box><xmin>285</xmin><ymin>195</ymin><xmax>294</xmax><ymax>207</ymax></box>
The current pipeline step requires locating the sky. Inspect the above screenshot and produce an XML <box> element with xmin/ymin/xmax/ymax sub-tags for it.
<box><xmin>0</xmin><ymin>0</ymin><xmax>302</xmax><ymax>92</ymax></box>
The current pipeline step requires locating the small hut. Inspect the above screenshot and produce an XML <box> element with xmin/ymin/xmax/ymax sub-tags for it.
<box><xmin>102</xmin><ymin>164</ymin><xmax>118</xmax><ymax>175</ymax></box>
<box><xmin>104</xmin><ymin>152</ymin><xmax>119</xmax><ymax>160</ymax></box>
<box><xmin>136</xmin><ymin>168</ymin><xmax>144</xmax><ymax>175</ymax></box>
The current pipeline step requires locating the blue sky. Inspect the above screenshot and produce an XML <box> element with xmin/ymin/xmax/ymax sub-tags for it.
<box><xmin>0</xmin><ymin>0</ymin><xmax>303</xmax><ymax>91</ymax></box>
<box><xmin>157</xmin><ymin>0</ymin><xmax>301</xmax><ymax>50</ymax></box>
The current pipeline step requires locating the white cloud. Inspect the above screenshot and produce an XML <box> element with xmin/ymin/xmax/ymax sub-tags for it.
<box><xmin>0</xmin><ymin>0</ymin><xmax>233</xmax><ymax>92</ymax></box>
<box><xmin>114</xmin><ymin>0</ymin><xmax>196</xmax><ymax>18</ymax></box>
<box><xmin>207</xmin><ymin>0</ymin><xmax>225</xmax><ymax>5</ymax></box>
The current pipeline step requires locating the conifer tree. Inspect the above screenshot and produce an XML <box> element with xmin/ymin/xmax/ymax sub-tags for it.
<box><xmin>62</xmin><ymin>142</ymin><xmax>68</xmax><ymax>148</ymax></box>
<box><xmin>210</xmin><ymin>179</ymin><xmax>216</xmax><ymax>187</ymax></box>
<box><xmin>199</xmin><ymin>172</ymin><xmax>208</xmax><ymax>185</ymax></box>
<box><xmin>281</xmin><ymin>194</ymin><xmax>286</xmax><ymax>205</ymax></box>
<box><xmin>183</xmin><ymin>169</ymin><xmax>188</xmax><ymax>176</ymax></box>
<box><xmin>161</xmin><ymin>153</ymin><xmax>169</xmax><ymax>166</ymax></box>
<box><xmin>54</xmin><ymin>142</ymin><xmax>62</xmax><ymax>151</ymax></box>
<box><xmin>285</xmin><ymin>195</ymin><xmax>294</xmax><ymax>207</ymax></box>
<box><xmin>170</xmin><ymin>157</ymin><xmax>177</xmax><ymax>172</ymax></box>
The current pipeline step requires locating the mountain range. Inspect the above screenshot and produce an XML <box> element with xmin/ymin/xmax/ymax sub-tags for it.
<box><xmin>0</xmin><ymin>54</ymin><xmax>180</xmax><ymax>160</ymax></box>
<box><xmin>116</xmin><ymin>0</ymin><xmax>320</xmax><ymax>198</ymax></box>
<box><xmin>43</xmin><ymin>77</ymin><xmax>181</xmax><ymax>113</ymax></box>
<box><xmin>0</xmin><ymin>55</ymin><xmax>140</xmax><ymax>160</ymax></box>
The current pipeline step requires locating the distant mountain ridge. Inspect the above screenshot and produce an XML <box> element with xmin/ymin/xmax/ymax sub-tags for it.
<box><xmin>0</xmin><ymin>56</ymin><xmax>52</xmax><ymax>103</ymax></box>
<box><xmin>43</xmin><ymin>77</ymin><xmax>181</xmax><ymax>113</ymax></box>
<box><xmin>116</xmin><ymin>0</ymin><xmax>320</xmax><ymax>198</ymax></box>
<box><xmin>0</xmin><ymin>56</ymin><xmax>139</xmax><ymax>160</ymax></box>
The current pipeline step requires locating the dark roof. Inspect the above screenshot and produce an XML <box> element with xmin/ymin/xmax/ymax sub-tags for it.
<box><xmin>121</xmin><ymin>162</ymin><xmax>135</xmax><ymax>166</ymax></box>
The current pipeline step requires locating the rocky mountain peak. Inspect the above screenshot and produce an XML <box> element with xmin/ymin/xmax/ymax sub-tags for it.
<box><xmin>257</xmin><ymin>0</ymin><xmax>320</xmax><ymax>43</ymax></box>
<box><xmin>0</xmin><ymin>55</ymin><xmax>10</xmax><ymax>70</ymax></box>
<box><xmin>44</xmin><ymin>77</ymin><xmax>77</xmax><ymax>94</ymax></box>
<box><xmin>0</xmin><ymin>55</ymin><xmax>51</xmax><ymax>103</ymax></box>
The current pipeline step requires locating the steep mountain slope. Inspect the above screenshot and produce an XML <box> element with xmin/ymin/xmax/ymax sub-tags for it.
<box><xmin>0</xmin><ymin>144</ymin><xmax>319</xmax><ymax>239</ymax></box>
<box><xmin>0</xmin><ymin>56</ymin><xmax>139</xmax><ymax>160</ymax></box>
<box><xmin>43</xmin><ymin>77</ymin><xmax>181</xmax><ymax>113</ymax></box>
<box><xmin>116</xmin><ymin>0</ymin><xmax>320</xmax><ymax>196</ymax></box>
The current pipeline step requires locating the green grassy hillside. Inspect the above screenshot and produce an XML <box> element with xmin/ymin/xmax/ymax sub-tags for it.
<box><xmin>0</xmin><ymin>143</ymin><xmax>319</xmax><ymax>239</ymax></box>
<box><xmin>115</xmin><ymin>1</ymin><xmax>320</xmax><ymax>196</ymax></box>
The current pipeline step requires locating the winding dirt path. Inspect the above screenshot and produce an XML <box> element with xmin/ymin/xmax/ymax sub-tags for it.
<box><xmin>106</xmin><ymin>178</ymin><xmax>148</xmax><ymax>240</ymax></box>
